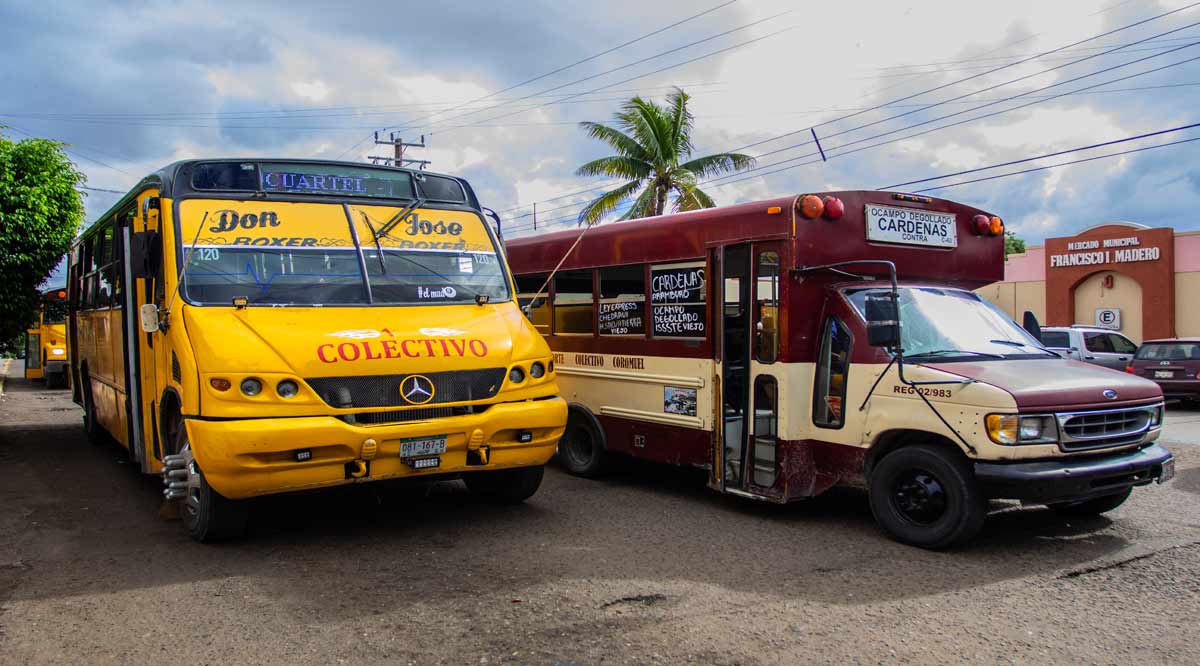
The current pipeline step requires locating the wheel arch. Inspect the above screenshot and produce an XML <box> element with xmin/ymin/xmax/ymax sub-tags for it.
<box><xmin>865</xmin><ymin>429</ymin><xmax>967</xmax><ymax>478</ymax></box>
<box><xmin>567</xmin><ymin>402</ymin><xmax>607</xmax><ymax>451</ymax></box>
<box><xmin>159</xmin><ymin>387</ymin><xmax>184</xmax><ymax>455</ymax></box>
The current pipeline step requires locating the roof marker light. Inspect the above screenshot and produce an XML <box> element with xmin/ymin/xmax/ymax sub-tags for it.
<box><xmin>822</xmin><ymin>196</ymin><xmax>844</xmax><ymax>221</ymax></box>
<box><xmin>972</xmin><ymin>214</ymin><xmax>990</xmax><ymax>235</ymax></box>
<box><xmin>989</xmin><ymin>216</ymin><xmax>1004</xmax><ymax>236</ymax></box>
<box><xmin>798</xmin><ymin>194</ymin><xmax>824</xmax><ymax>219</ymax></box>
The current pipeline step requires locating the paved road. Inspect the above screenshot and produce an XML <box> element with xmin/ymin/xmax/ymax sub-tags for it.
<box><xmin>1</xmin><ymin>360</ymin><xmax>1198</xmax><ymax>665</ymax></box>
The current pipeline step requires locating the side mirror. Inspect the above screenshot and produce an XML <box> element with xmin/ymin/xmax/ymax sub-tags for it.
<box><xmin>1022</xmin><ymin>310</ymin><xmax>1043</xmax><ymax>343</ymax></box>
<box><xmin>139</xmin><ymin>303</ymin><xmax>160</xmax><ymax>333</ymax></box>
<box><xmin>129</xmin><ymin>231</ymin><xmax>161</xmax><ymax>279</ymax></box>
<box><xmin>865</xmin><ymin>293</ymin><xmax>901</xmax><ymax>349</ymax></box>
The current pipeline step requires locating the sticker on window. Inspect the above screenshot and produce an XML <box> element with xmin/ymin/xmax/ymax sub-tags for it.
<box><xmin>458</xmin><ymin>256</ymin><xmax>473</xmax><ymax>273</ymax></box>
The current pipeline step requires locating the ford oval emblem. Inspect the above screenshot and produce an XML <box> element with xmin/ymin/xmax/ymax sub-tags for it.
<box><xmin>1103</xmin><ymin>389</ymin><xmax>1118</xmax><ymax>400</ymax></box>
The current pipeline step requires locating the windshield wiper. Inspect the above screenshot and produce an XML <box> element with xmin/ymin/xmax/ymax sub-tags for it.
<box><xmin>374</xmin><ymin>196</ymin><xmax>425</xmax><ymax>242</ymax></box>
<box><xmin>988</xmin><ymin>339</ymin><xmax>1057</xmax><ymax>355</ymax></box>
<box><xmin>905</xmin><ymin>349</ymin><xmax>1005</xmax><ymax>360</ymax></box>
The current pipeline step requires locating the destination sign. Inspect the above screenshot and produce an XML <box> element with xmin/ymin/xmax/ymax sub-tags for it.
<box><xmin>651</xmin><ymin>263</ymin><xmax>705</xmax><ymax>304</ymax></box>
<box><xmin>865</xmin><ymin>204</ymin><xmax>958</xmax><ymax>248</ymax></box>
<box><xmin>599</xmin><ymin>301</ymin><xmax>645</xmax><ymax>336</ymax></box>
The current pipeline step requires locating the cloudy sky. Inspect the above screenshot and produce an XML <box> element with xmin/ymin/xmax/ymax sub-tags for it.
<box><xmin>3</xmin><ymin>0</ymin><xmax>1198</xmax><ymax>246</ymax></box>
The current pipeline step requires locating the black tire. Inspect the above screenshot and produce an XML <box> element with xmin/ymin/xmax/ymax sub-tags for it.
<box><xmin>463</xmin><ymin>465</ymin><xmax>544</xmax><ymax>504</ymax></box>
<box><xmin>1049</xmin><ymin>488</ymin><xmax>1132</xmax><ymax>516</ymax></box>
<box><xmin>80</xmin><ymin>372</ymin><xmax>106</xmax><ymax>446</ymax></box>
<box><xmin>868</xmin><ymin>444</ymin><xmax>987</xmax><ymax>549</ymax></box>
<box><xmin>558</xmin><ymin>412</ymin><xmax>608</xmax><ymax>478</ymax></box>
<box><xmin>46</xmin><ymin>371</ymin><xmax>66</xmax><ymax>390</ymax></box>
<box><xmin>175</xmin><ymin>424</ymin><xmax>248</xmax><ymax>542</ymax></box>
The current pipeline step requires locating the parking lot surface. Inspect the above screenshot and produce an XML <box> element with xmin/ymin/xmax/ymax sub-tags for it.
<box><xmin>1</xmin><ymin>360</ymin><xmax>1198</xmax><ymax>665</ymax></box>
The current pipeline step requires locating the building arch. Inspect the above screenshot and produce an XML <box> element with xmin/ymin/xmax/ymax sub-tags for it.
<box><xmin>1070</xmin><ymin>269</ymin><xmax>1144</xmax><ymax>342</ymax></box>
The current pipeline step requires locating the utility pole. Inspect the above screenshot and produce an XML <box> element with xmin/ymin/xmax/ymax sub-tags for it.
<box><xmin>533</xmin><ymin>203</ymin><xmax>537</xmax><ymax>231</ymax></box>
<box><xmin>368</xmin><ymin>132</ymin><xmax>431</xmax><ymax>169</ymax></box>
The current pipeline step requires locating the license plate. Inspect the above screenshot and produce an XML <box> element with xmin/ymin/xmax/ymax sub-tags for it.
<box><xmin>1154</xmin><ymin>370</ymin><xmax>1174</xmax><ymax>379</ymax></box>
<box><xmin>400</xmin><ymin>436</ymin><xmax>447</xmax><ymax>458</ymax></box>
<box><xmin>409</xmin><ymin>456</ymin><xmax>440</xmax><ymax>470</ymax></box>
<box><xmin>1159</xmin><ymin>458</ymin><xmax>1175</xmax><ymax>484</ymax></box>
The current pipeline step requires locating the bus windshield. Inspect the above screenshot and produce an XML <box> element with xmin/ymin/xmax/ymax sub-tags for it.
<box><xmin>43</xmin><ymin>300</ymin><xmax>68</xmax><ymax>324</ymax></box>
<box><xmin>178</xmin><ymin>200</ymin><xmax>509</xmax><ymax>306</ymax></box>
<box><xmin>846</xmin><ymin>287</ymin><xmax>1053</xmax><ymax>359</ymax></box>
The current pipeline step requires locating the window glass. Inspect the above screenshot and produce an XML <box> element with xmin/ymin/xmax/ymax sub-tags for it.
<box><xmin>98</xmin><ymin>265</ymin><xmax>113</xmax><ymax>305</ymax></box>
<box><xmin>553</xmin><ymin>269</ymin><xmax>594</xmax><ymax>334</ymax></box>
<box><xmin>1108</xmin><ymin>334</ymin><xmax>1137</xmax><ymax>354</ymax></box>
<box><xmin>598</xmin><ymin>264</ymin><xmax>645</xmax><ymax>336</ymax></box>
<box><xmin>650</xmin><ymin>261</ymin><xmax>706</xmax><ymax>339</ymax></box>
<box><xmin>1041</xmin><ymin>331</ymin><xmax>1070</xmax><ymax>348</ymax></box>
<box><xmin>417</xmin><ymin>174</ymin><xmax>467</xmax><ymax>203</ymax></box>
<box><xmin>98</xmin><ymin>224</ymin><xmax>115</xmax><ymax>265</ymax></box>
<box><xmin>515</xmin><ymin>273</ymin><xmax>550</xmax><ymax>335</ymax></box>
<box><xmin>84</xmin><ymin>236</ymin><xmax>97</xmax><ymax>274</ymax></box>
<box><xmin>813</xmin><ymin>317</ymin><xmax>852</xmax><ymax>428</ymax></box>
<box><xmin>754</xmin><ymin>251</ymin><xmax>779</xmax><ymax>363</ymax></box>
<box><xmin>1084</xmin><ymin>331</ymin><xmax>1114</xmax><ymax>353</ymax></box>
<box><xmin>752</xmin><ymin>375</ymin><xmax>778</xmax><ymax>487</ymax></box>
<box><xmin>1135</xmin><ymin>342</ymin><xmax>1200</xmax><ymax>360</ymax></box>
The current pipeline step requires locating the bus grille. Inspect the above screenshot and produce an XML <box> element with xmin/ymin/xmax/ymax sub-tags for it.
<box><xmin>306</xmin><ymin>368</ymin><xmax>506</xmax><ymax>409</ymax></box>
<box><xmin>348</xmin><ymin>404</ymin><xmax>491</xmax><ymax>425</ymax></box>
<box><xmin>1057</xmin><ymin>406</ymin><xmax>1156</xmax><ymax>451</ymax></box>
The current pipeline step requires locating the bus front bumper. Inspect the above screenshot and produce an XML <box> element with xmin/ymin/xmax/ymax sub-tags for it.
<box><xmin>974</xmin><ymin>443</ymin><xmax>1174</xmax><ymax>503</ymax></box>
<box><xmin>186</xmin><ymin>397</ymin><xmax>566</xmax><ymax>500</ymax></box>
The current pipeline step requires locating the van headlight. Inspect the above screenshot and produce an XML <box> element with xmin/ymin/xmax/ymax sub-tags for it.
<box><xmin>985</xmin><ymin>414</ymin><xmax>1058</xmax><ymax>445</ymax></box>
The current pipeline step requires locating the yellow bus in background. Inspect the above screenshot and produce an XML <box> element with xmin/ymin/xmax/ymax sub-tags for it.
<box><xmin>24</xmin><ymin>287</ymin><xmax>70</xmax><ymax>388</ymax></box>
<box><xmin>68</xmin><ymin>159</ymin><xmax>566</xmax><ymax>541</ymax></box>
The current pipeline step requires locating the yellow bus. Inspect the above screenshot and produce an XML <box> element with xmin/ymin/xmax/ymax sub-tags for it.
<box><xmin>68</xmin><ymin>159</ymin><xmax>566</xmax><ymax>541</ymax></box>
<box><xmin>24</xmin><ymin>287</ymin><xmax>70</xmax><ymax>388</ymax></box>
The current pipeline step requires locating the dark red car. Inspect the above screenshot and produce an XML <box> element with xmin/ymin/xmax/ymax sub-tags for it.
<box><xmin>1128</xmin><ymin>338</ymin><xmax>1200</xmax><ymax>404</ymax></box>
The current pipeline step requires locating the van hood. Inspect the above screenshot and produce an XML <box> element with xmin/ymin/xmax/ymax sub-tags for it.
<box><xmin>183</xmin><ymin>302</ymin><xmax>545</xmax><ymax>378</ymax></box>
<box><xmin>930</xmin><ymin>358</ymin><xmax>1163</xmax><ymax>411</ymax></box>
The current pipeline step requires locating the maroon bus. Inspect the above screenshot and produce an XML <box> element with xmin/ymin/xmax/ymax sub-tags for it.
<box><xmin>506</xmin><ymin>191</ymin><xmax>1174</xmax><ymax>548</ymax></box>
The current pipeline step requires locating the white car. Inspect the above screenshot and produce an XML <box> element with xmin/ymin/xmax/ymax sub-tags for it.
<box><xmin>1040</xmin><ymin>325</ymin><xmax>1139</xmax><ymax>371</ymax></box>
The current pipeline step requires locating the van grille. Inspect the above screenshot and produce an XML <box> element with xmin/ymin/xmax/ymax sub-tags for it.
<box><xmin>306</xmin><ymin>368</ymin><xmax>506</xmax><ymax>409</ymax></box>
<box><xmin>1057</xmin><ymin>406</ymin><xmax>1157</xmax><ymax>451</ymax></box>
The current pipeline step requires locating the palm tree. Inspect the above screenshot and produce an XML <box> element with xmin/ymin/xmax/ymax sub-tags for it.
<box><xmin>575</xmin><ymin>88</ymin><xmax>755</xmax><ymax>225</ymax></box>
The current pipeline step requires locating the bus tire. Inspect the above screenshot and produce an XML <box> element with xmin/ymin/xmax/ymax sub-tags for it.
<box><xmin>175</xmin><ymin>427</ymin><xmax>248</xmax><ymax>542</ymax></box>
<box><xmin>558</xmin><ymin>411</ymin><xmax>608</xmax><ymax>478</ymax></box>
<box><xmin>1049</xmin><ymin>488</ymin><xmax>1132</xmax><ymax>516</ymax></box>
<box><xmin>463</xmin><ymin>465</ymin><xmax>544</xmax><ymax>504</ymax></box>
<box><xmin>81</xmin><ymin>372</ymin><xmax>106</xmax><ymax>446</ymax></box>
<box><xmin>868</xmin><ymin>444</ymin><xmax>986</xmax><ymax>549</ymax></box>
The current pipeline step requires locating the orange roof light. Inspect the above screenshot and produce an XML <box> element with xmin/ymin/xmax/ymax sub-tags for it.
<box><xmin>766</xmin><ymin>206</ymin><xmax>782</xmax><ymax>215</ymax></box>
<box><xmin>798</xmin><ymin>194</ymin><xmax>824</xmax><ymax>219</ymax></box>
<box><xmin>989</xmin><ymin>216</ymin><xmax>1004</xmax><ymax>236</ymax></box>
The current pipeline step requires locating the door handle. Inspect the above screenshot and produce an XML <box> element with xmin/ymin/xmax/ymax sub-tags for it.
<box><xmin>1118</xmin><ymin>356</ymin><xmax>1128</xmax><ymax>361</ymax></box>
<box><xmin>1084</xmin><ymin>356</ymin><xmax>1095</xmax><ymax>360</ymax></box>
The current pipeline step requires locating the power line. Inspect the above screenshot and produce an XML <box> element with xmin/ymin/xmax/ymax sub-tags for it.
<box><xmin>406</xmin><ymin>11</ymin><xmax>795</xmax><ymax>137</ymax></box>
<box><xmin>500</xmin><ymin>2</ymin><xmax>1198</xmax><ymax>220</ymax></box>
<box><xmin>912</xmin><ymin>135</ymin><xmax>1200</xmax><ymax>193</ymax></box>
<box><xmin>878</xmin><ymin>122</ymin><xmax>1200</xmax><ymax>190</ymax></box>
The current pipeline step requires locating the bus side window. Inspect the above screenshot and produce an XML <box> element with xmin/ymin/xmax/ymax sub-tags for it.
<box><xmin>97</xmin><ymin>223</ymin><xmax>114</xmax><ymax>306</ymax></box>
<box><xmin>813</xmin><ymin>316</ymin><xmax>852</xmax><ymax>428</ymax></box>
<box><xmin>514</xmin><ymin>273</ymin><xmax>550</xmax><ymax>335</ymax></box>
<box><xmin>598</xmin><ymin>264</ymin><xmax>646</xmax><ymax>336</ymax></box>
<box><xmin>553</xmin><ymin>269</ymin><xmax>595</xmax><ymax>335</ymax></box>
<box><xmin>754</xmin><ymin>251</ymin><xmax>779</xmax><ymax>363</ymax></box>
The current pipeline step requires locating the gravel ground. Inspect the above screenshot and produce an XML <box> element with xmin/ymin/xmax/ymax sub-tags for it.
<box><xmin>1</xmin><ymin>360</ymin><xmax>1197</xmax><ymax>665</ymax></box>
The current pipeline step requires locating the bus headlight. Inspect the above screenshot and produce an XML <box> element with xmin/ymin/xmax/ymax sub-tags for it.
<box><xmin>240</xmin><ymin>378</ymin><xmax>263</xmax><ymax>396</ymax></box>
<box><xmin>276</xmin><ymin>380</ymin><xmax>299</xmax><ymax>398</ymax></box>
<box><xmin>985</xmin><ymin>414</ymin><xmax>1058</xmax><ymax>445</ymax></box>
<box><xmin>51</xmin><ymin>348</ymin><xmax>65</xmax><ymax>356</ymax></box>
<box><xmin>509</xmin><ymin>367</ymin><xmax>525</xmax><ymax>384</ymax></box>
<box><xmin>530</xmin><ymin>361</ymin><xmax>545</xmax><ymax>379</ymax></box>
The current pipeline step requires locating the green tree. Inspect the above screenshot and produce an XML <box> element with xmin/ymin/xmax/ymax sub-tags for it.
<box><xmin>575</xmin><ymin>88</ymin><xmax>754</xmax><ymax>225</ymax></box>
<box><xmin>1004</xmin><ymin>231</ymin><xmax>1026</xmax><ymax>257</ymax></box>
<box><xmin>0</xmin><ymin>131</ymin><xmax>86</xmax><ymax>355</ymax></box>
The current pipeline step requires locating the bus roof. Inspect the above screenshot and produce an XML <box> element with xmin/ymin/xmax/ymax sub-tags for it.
<box><xmin>78</xmin><ymin>158</ymin><xmax>482</xmax><ymax>240</ymax></box>
<box><xmin>505</xmin><ymin>191</ymin><xmax>1005</xmax><ymax>288</ymax></box>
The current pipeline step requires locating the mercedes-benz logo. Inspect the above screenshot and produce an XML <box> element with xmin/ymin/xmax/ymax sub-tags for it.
<box><xmin>1102</xmin><ymin>389</ymin><xmax>1118</xmax><ymax>400</ymax></box>
<box><xmin>400</xmin><ymin>375</ymin><xmax>435</xmax><ymax>405</ymax></box>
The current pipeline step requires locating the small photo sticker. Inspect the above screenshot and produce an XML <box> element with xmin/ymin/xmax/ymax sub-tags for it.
<box><xmin>664</xmin><ymin>386</ymin><xmax>698</xmax><ymax>417</ymax></box>
<box><xmin>458</xmin><ymin>256</ymin><xmax>473</xmax><ymax>273</ymax></box>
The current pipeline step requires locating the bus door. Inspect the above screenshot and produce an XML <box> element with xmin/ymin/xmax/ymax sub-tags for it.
<box><xmin>126</xmin><ymin>196</ymin><xmax>162</xmax><ymax>471</ymax></box>
<box><xmin>717</xmin><ymin>241</ymin><xmax>784</xmax><ymax>495</ymax></box>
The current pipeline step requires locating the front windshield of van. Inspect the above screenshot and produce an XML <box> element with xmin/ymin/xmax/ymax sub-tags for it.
<box><xmin>177</xmin><ymin>200</ymin><xmax>509</xmax><ymax>306</ymax></box>
<box><xmin>846</xmin><ymin>287</ymin><xmax>1054</xmax><ymax>360</ymax></box>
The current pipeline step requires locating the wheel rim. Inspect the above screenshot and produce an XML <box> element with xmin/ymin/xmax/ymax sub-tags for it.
<box><xmin>179</xmin><ymin>443</ymin><xmax>203</xmax><ymax>523</ymax></box>
<box><xmin>563</xmin><ymin>426</ymin><xmax>594</xmax><ymax>468</ymax></box>
<box><xmin>891</xmin><ymin>468</ymin><xmax>948</xmax><ymax>525</ymax></box>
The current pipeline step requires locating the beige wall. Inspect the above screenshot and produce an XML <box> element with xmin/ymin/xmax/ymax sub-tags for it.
<box><xmin>1177</xmin><ymin>271</ymin><xmax>1200</xmax><ymax>338</ymax></box>
<box><xmin>978</xmin><ymin>280</ymin><xmax>1046</xmax><ymax>324</ymax></box>
<box><xmin>1073</xmin><ymin>270</ymin><xmax>1143</xmax><ymax>342</ymax></box>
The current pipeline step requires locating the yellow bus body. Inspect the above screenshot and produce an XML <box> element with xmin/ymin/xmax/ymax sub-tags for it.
<box><xmin>25</xmin><ymin>291</ymin><xmax>69</xmax><ymax>387</ymax></box>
